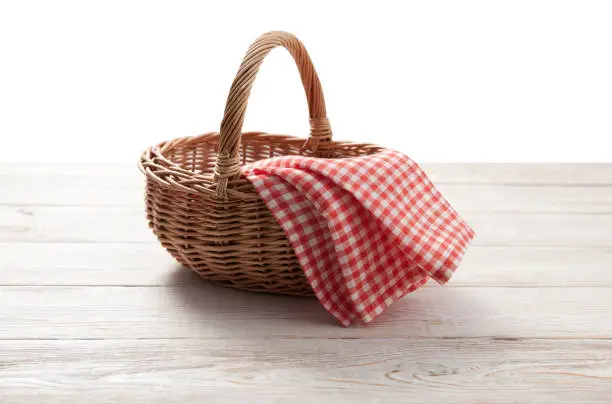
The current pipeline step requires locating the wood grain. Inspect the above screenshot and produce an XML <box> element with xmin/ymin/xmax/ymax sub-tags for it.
<box><xmin>4</xmin><ymin>181</ymin><xmax>612</xmax><ymax>214</ymax></box>
<box><xmin>2</xmin><ymin>205</ymin><xmax>611</xmax><ymax>247</ymax></box>
<box><xmin>3</xmin><ymin>164</ymin><xmax>612</xmax><ymax>213</ymax></box>
<box><xmin>1</xmin><ymin>284</ymin><xmax>611</xmax><ymax>339</ymax></box>
<box><xmin>1</xmin><ymin>163</ymin><xmax>611</xmax><ymax>403</ymax></box>
<box><xmin>2</xmin><ymin>243</ymin><xmax>611</xmax><ymax>287</ymax></box>
<box><xmin>3</xmin><ymin>162</ymin><xmax>612</xmax><ymax>185</ymax></box>
<box><xmin>1</xmin><ymin>339</ymin><xmax>611</xmax><ymax>404</ymax></box>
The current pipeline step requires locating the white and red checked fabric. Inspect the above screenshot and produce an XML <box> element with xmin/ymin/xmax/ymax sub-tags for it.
<box><xmin>242</xmin><ymin>150</ymin><xmax>475</xmax><ymax>326</ymax></box>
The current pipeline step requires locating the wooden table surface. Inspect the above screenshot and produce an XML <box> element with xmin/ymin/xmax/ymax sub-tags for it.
<box><xmin>1</xmin><ymin>163</ymin><xmax>611</xmax><ymax>403</ymax></box>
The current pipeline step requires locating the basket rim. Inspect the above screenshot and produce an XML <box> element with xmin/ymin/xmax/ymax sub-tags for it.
<box><xmin>139</xmin><ymin>131</ymin><xmax>385</xmax><ymax>200</ymax></box>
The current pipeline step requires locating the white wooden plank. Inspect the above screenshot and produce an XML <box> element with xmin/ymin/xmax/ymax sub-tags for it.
<box><xmin>4</xmin><ymin>180</ymin><xmax>612</xmax><ymax>215</ymax></box>
<box><xmin>1</xmin><ymin>205</ymin><xmax>610</xmax><ymax>247</ymax></box>
<box><xmin>3</xmin><ymin>163</ymin><xmax>612</xmax><ymax>186</ymax></box>
<box><xmin>0</xmin><ymin>243</ymin><xmax>179</xmax><ymax>286</ymax></box>
<box><xmin>452</xmin><ymin>246</ymin><xmax>612</xmax><ymax>287</ymax></box>
<box><xmin>424</xmin><ymin>163</ymin><xmax>612</xmax><ymax>185</ymax></box>
<box><xmin>0</xmin><ymin>164</ymin><xmax>138</xmax><ymax>184</ymax></box>
<box><xmin>1</xmin><ymin>163</ymin><xmax>611</xmax><ymax>402</ymax></box>
<box><xmin>0</xmin><ymin>206</ymin><xmax>156</xmax><ymax>243</ymax></box>
<box><xmin>465</xmin><ymin>211</ymin><xmax>612</xmax><ymax>247</ymax></box>
<box><xmin>0</xmin><ymin>165</ymin><xmax>143</xmax><ymax>206</ymax></box>
<box><xmin>1</xmin><ymin>338</ymin><xmax>611</xmax><ymax>403</ymax></box>
<box><xmin>3</xmin><ymin>164</ymin><xmax>612</xmax><ymax>212</ymax></box>
<box><xmin>2</xmin><ymin>243</ymin><xmax>611</xmax><ymax>287</ymax></box>
<box><xmin>1</xmin><ymin>285</ymin><xmax>611</xmax><ymax>339</ymax></box>
<box><xmin>437</xmin><ymin>183</ymin><xmax>612</xmax><ymax>214</ymax></box>
<box><xmin>0</xmin><ymin>186</ymin><xmax>142</xmax><ymax>207</ymax></box>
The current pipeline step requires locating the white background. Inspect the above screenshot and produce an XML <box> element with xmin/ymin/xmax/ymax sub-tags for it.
<box><xmin>1</xmin><ymin>0</ymin><xmax>611</xmax><ymax>163</ymax></box>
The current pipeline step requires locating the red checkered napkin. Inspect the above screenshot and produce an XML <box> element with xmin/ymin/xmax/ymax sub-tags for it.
<box><xmin>242</xmin><ymin>150</ymin><xmax>475</xmax><ymax>326</ymax></box>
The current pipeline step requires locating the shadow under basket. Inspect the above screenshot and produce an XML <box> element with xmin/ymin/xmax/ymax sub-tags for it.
<box><xmin>139</xmin><ymin>31</ymin><xmax>385</xmax><ymax>296</ymax></box>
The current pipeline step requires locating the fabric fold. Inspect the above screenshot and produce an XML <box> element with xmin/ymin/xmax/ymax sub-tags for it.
<box><xmin>243</xmin><ymin>150</ymin><xmax>475</xmax><ymax>326</ymax></box>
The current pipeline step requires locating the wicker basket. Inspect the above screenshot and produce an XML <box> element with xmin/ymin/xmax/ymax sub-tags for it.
<box><xmin>139</xmin><ymin>31</ymin><xmax>386</xmax><ymax>296</ymax></box>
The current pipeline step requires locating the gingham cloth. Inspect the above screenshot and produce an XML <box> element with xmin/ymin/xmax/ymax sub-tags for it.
<box><xmin>243</xmin><ymin>150</ymin><xmax>475</xmax><ymax>326</ymax></box>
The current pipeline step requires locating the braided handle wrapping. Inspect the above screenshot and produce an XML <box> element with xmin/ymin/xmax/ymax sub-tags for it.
<box><xmin>214</xmin><ymin>31</ymin><xmax>333</xmax><ymax>198</ymax></box>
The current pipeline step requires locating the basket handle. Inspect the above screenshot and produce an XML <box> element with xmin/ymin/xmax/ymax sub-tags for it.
<box><xmin>214</xmin><ymin>31</ymin><xmax>332</xmax><ymax>198</ymax></box>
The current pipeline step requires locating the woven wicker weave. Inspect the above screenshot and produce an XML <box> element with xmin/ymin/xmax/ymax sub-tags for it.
<box><xmin>139</xmin><ymin>31</ymin><xmax>385</xmax><ymax>296</ymax></box>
